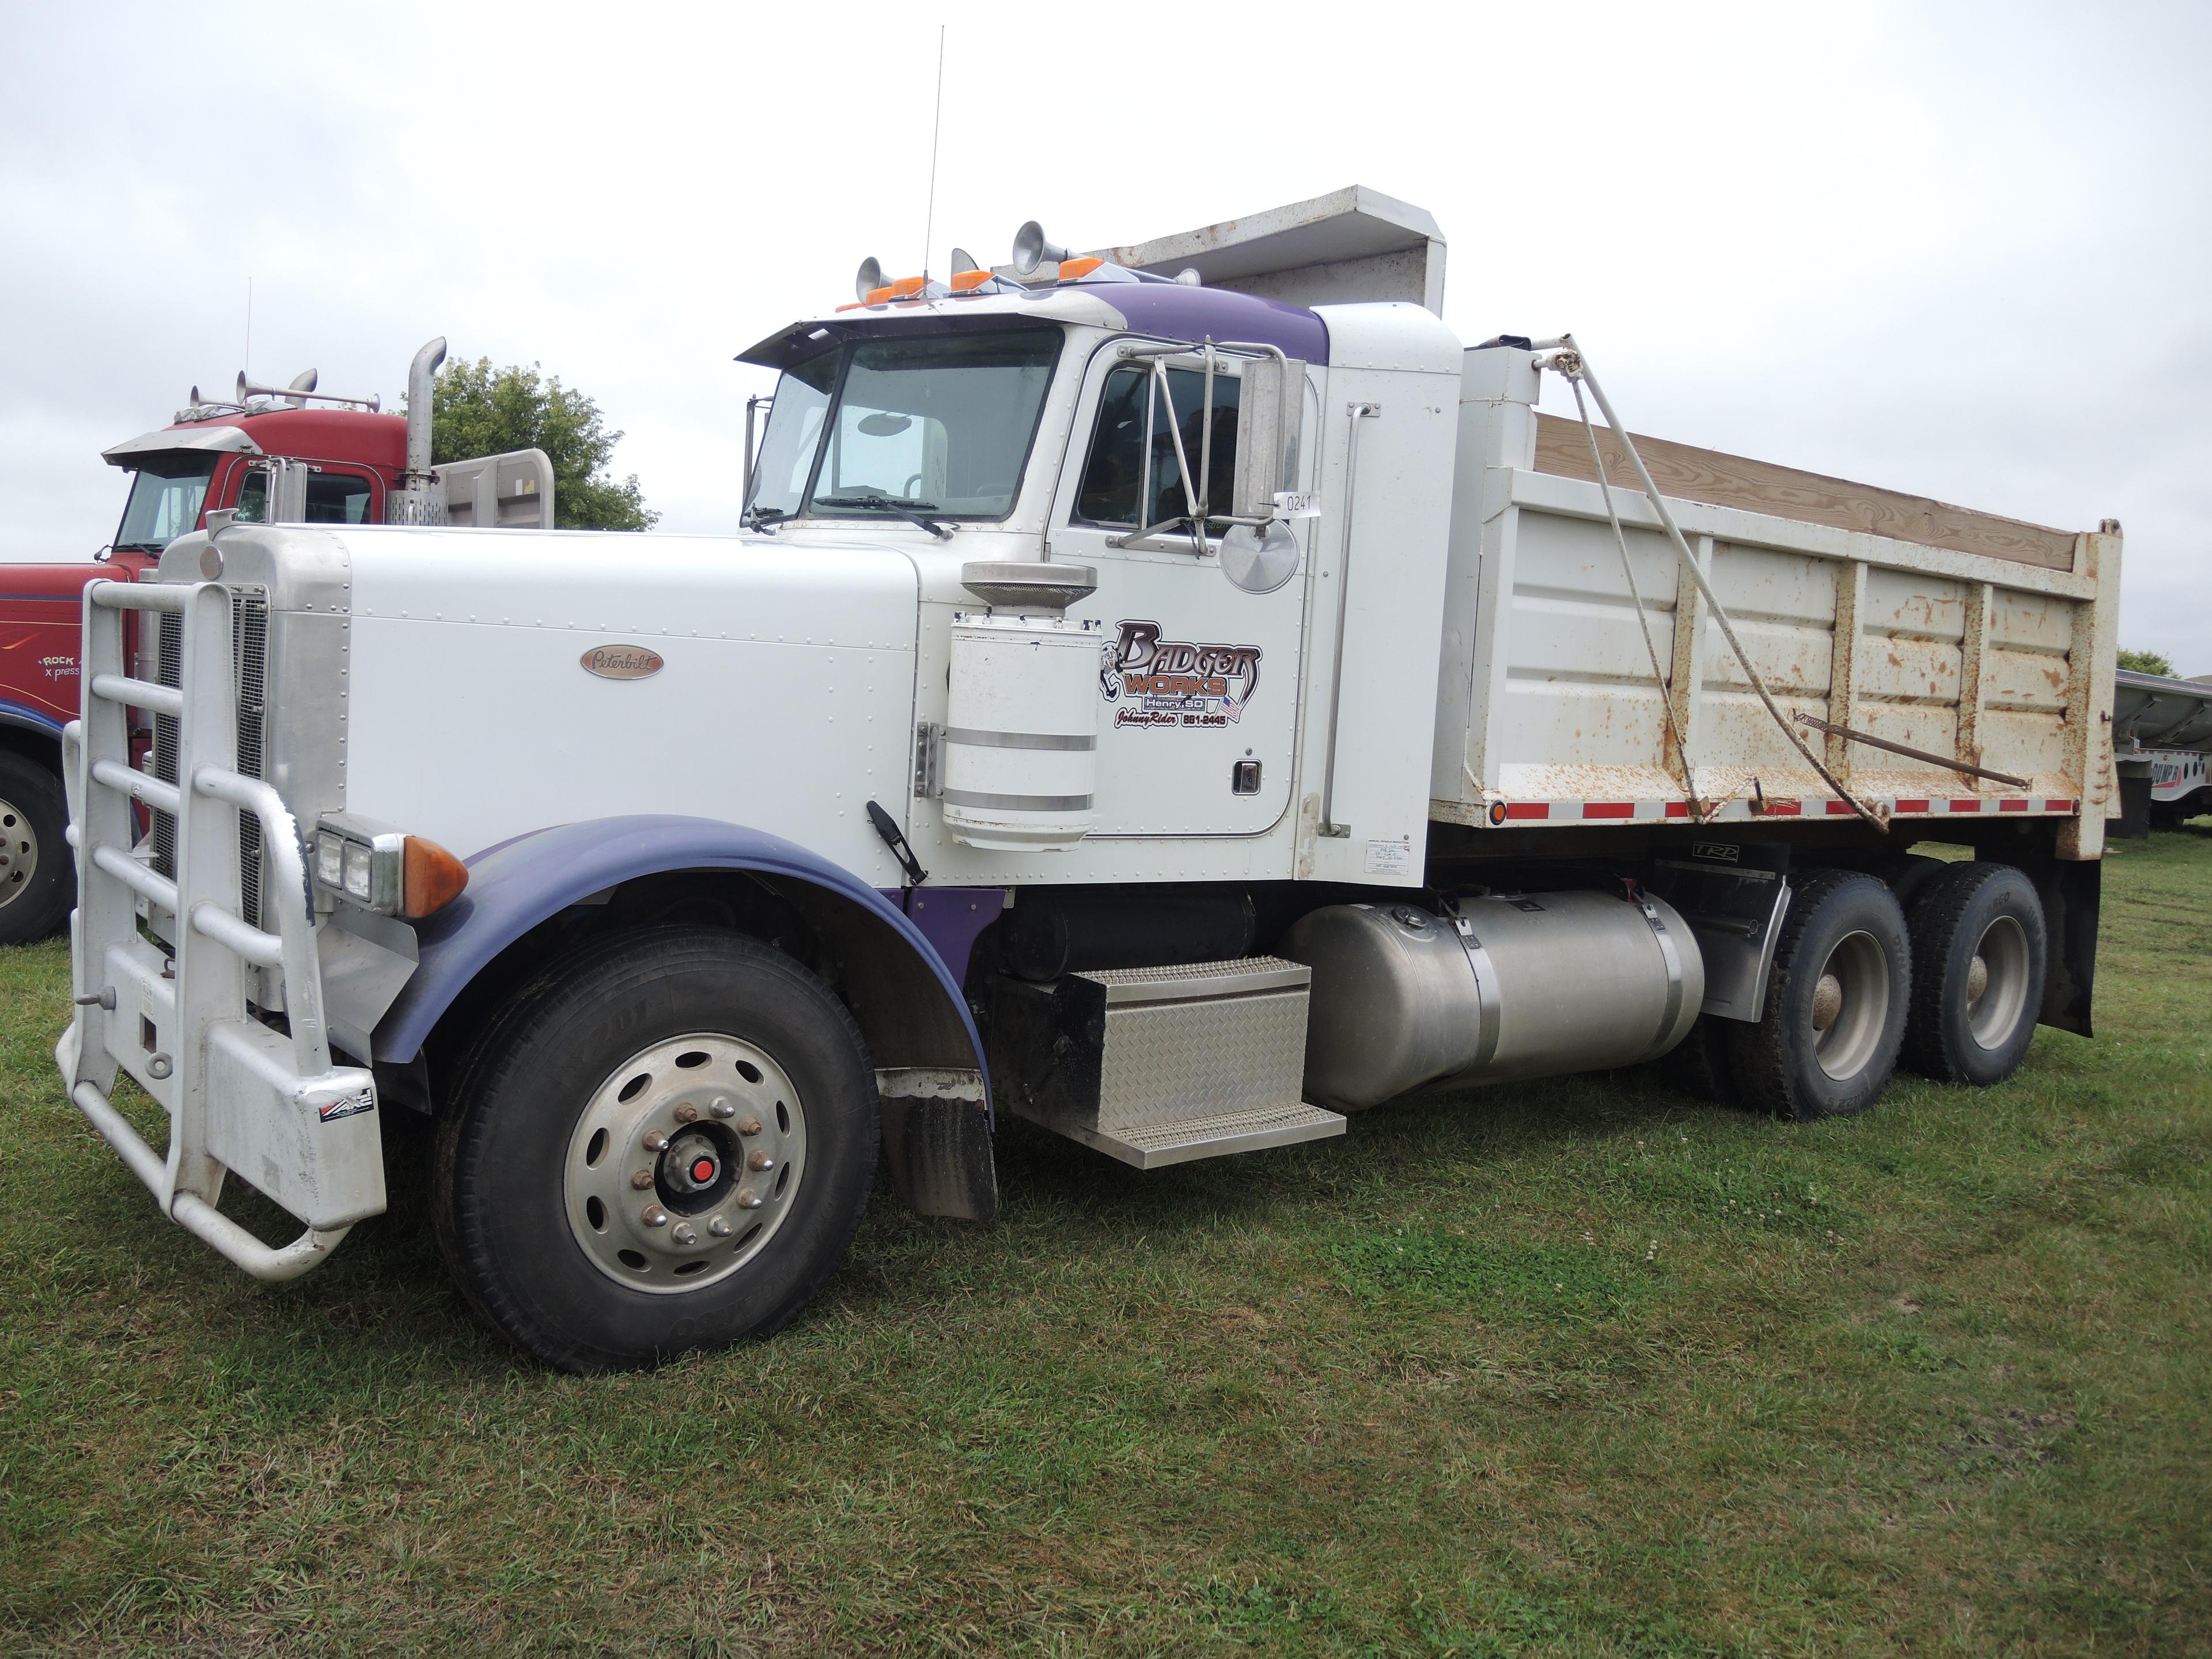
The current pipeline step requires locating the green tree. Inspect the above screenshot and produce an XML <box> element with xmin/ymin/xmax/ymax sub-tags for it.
<box><xmin>2117</xmin><ymin>647</ymin><xmax>2175</xmax><ymax>677</ymax></box>
<box><xmin>425</xmin><ymin>357</ymin><xmax>658</xmax><ymax>531</ymax></box>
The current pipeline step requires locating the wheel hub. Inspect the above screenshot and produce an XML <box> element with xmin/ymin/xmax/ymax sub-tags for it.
<box><xmin>0</xmin><ymin>794</ymin><xmax>36</xmax><ymax>912</ymax></box>
<box><xmin>563</xmin><ymin>1033</ymin><xmax>807</xmax><ymax>1294</ymax></box>
<box><xmin>1811</xmin><ymin>930</ymin><xmax>1890</xmax><ymax>1081</ymax></box>
<box><xmin>1965</xmin><ymin>915</ymin><xmax>2031</xmax><ymax>1050</ymax></box>
<box><xmin>1811</xmin><ymin>974</ymin><xmax>1844</xmax><ymax>1031</ymax></box>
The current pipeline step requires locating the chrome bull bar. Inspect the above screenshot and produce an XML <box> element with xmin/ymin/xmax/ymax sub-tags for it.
<box><xmin>56</xmin><ymin>577</ymin><xmax>382</xmax><ymax>1282</ymax></box>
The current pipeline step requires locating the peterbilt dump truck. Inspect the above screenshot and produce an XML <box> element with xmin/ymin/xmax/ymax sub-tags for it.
<box><xmin>0</xmin><ymin>340</ymin><xmax>550</xmax><ymax>944</ymax></box>
<box><xmin>53</xmin><ymin>188</ymin><xmax>2120</xmax><ymax>1373</ymax></box>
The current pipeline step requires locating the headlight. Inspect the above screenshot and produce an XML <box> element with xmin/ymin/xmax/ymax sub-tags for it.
<box><xmin>313</xmin><ymin>813</ymin><xmax>468</xmax><ymax>919</ymax></box>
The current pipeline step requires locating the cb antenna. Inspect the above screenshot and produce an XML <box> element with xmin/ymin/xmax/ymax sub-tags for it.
<box><xmin>922</xmin><ymin>25</ymin><xmax>945</xmax><ymax>279</ymax></box>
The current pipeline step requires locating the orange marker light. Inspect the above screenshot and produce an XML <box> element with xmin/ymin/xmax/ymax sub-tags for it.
<box><xmin>1055</xmin><ymin>256</ymin><xmax>1104</xmax><ymax>281</ymax></box>
<box><xmin>865</xmin><ymin>275</ymin><xmax>930</xmax><ymax>305</ymax></box>
<box><xmin>402</xmin><ymin>835</ymin><xmax>470</xmax><ymax>919</ymax></box>
<box><xmin>950</xmin><ymin>268</ymin><xmax>995</xmax><ymax>293</ymax></box>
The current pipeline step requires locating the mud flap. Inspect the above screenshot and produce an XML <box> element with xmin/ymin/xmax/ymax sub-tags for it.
<box><xmin>877</xmin><ymin>1069</ymin><xmax>998</xmax><ymax>1222</ymax></box>
<box><xmin>2028</xmin><ymin>855</ymin><xmax>2101</xmax><ymax>1038</ymax></box>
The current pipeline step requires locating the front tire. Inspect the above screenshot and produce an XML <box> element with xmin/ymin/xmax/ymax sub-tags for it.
<box><xmin>1727</xmin><ymin>870</ymin><xmax>1909</xmax><ymax>1120</ymax></box>
<box><xmin>1902</xmin><ymin>862</ymin><xmax>2047</xmax><ymax>1085</ymax></box>
<box><xmin>0</xmin><ymin>748</ymin><xmax>71</xmax><ymax>946</ymax></box>
<box><xmin>434</xmin><ymin>926</ymin><xmax>878</xmax><ymax>1373</ymax></box>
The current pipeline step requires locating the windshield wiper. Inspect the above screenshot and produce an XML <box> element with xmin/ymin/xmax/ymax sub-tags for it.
<box><xmin>812</xmin><ymin>494</ymin><xmax>953</xmax><ymax>540</ymax></box>
<box><xmin>741</xmin><ymin>505</ymin><xmax>787</xmax><ymax>535</ymax></box>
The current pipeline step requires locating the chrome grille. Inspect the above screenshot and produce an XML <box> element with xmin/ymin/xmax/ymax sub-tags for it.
<box><xmin>147</xmin><ymin>589</ymin><xmax>271</xmax><ymax>925</ymax></box>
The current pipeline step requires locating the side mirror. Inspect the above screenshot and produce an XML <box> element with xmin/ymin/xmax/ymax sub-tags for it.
<box><xmin>1231</xmin><ymin>355</ymin><xmax>1304</xmax><ymax>522</ymax></box>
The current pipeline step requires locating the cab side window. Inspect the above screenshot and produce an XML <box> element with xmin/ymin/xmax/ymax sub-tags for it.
<box><xmin>234</xmin><ymin>468</ymin><xmax>377</xmax><ymax>525</ymax></box>
<box><xmin>1075</xmin><ymin>364</ymin><xmax>1240</xmax><ymax>530</ymax></box>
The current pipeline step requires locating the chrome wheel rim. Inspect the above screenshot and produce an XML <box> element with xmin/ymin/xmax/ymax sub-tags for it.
<box><xmin>1966</xmin><ymin>914</ymin><xmax>2032</xmax><ymax>1050</ymax></box>
<box><xmin>564</xmin><ymin>1032</ymin><xmax>808</xmax><ymax>1295</ymax></box>
<box><xmin>1811</xmin><ymin>929</ymin><xmax>1889</xmax><ymax>1081</ymax></box>
<box><xmin>0</xmin><ymin>793</ymin><xmax>36</xmax><ymax>914</ymax></box>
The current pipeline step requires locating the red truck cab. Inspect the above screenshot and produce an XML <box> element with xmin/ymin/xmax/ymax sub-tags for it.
<box><xmin>3</xmin><ymin>394</ymin><xmax>412</xmax><ymax>942</ymax></box>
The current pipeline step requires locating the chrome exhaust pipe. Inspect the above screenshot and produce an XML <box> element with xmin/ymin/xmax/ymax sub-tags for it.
<box><xmin>387</xmin><ymin>337</ymin><xmax>450</xmax><ymax>525</ymax></box>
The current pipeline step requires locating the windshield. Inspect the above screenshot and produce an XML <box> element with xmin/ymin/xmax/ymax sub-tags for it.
<box><xmin>114</xmin><ymin>456</ymin><xmax>217</xmax><ymax>551</ymax></box>
<box><xmin>746</xmin><ymin>328</ymin><xmax>1059</xmax><ymax>524</ymax></box>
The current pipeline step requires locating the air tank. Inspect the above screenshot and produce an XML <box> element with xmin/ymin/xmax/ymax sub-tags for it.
<box><xmin>1281</xmin><ymin>890</ymin><xmax>1705</xmax><ymax>1111</ymax></box>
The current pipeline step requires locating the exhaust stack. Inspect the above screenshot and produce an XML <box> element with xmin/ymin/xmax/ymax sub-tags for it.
<box><xmin>386</xmin><ymin>336</ymin><xmax>450</xmax><ymax>525</ymax></box>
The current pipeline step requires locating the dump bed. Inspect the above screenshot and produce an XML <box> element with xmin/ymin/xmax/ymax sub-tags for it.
<box><xmin>1430</xmin><ymin>346</ymin><xmax>2120</xmax><ymax>856</ymax></box>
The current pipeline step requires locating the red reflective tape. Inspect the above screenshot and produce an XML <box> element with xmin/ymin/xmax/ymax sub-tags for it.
<box><xmin>1825</xmin><ymin>800</ymin><xmax>1856</xmax><ymax>816</ymax></box>
<box><xmin>1998</xmin><ymin>798</ymin><xmax>2028</xmax><ymax>813</ymax></box>
<box><xmin>1894</xmin><ymin>798</ymin><xmax>1930</xmax><ymax>813</ymax></box>
<box><xmin>1504</xmin><ymin>802</ymin><xmax>1550</xmax><ymax>820</ymax></box>
<box><xmin>1664</xmin><ymin>801</ymin><xmax>1689</xmax><ymax>818</ymax></box>
<box><xmin>2047</xmin><ymin>800</ymin><xmax>2073</xmax><ymax>812</ymax></box>
<box><xmin>1949</xmin><ymin>799</ymin><xmax>1983</xmax><ymax>813</ymax></box>
<box><xmin>1584</xmin><ymin>802</ymin><xmax>1635</xmax><ymax>819</ymax></box>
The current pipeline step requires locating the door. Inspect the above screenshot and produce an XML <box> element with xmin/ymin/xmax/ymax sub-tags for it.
<box><xmin>1048</xmin><ymin>343</ymin><xmax>1316</xmax><ymax>839</ymax></box>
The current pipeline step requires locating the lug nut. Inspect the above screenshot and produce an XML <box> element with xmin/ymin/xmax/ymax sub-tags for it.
<box><xmin>630</xmin><ymin>1168</ymin><xmax>655</xmax><ymax>1191</ymax></box>
<box><xmin>736</xmin><ymin>1188</ymin><xmax>763</xmax><ymax>1210</ymax></box>
<box><xmin>708</xmin><ymin>1097</ymin><xmax>736</xmax><ymax>1119</ymax></box>
<box><xmin>707</xmin><ymin>1216</ymin><xmax>734</xmax><ymax>1238</ymax></box>
<box><xmin>735</xmin><ymin>1114</ymin><xmax>763</xmax><ymax>1136</ymax></box>
<box><xmin>671</xmin><ymin>1222</ymin><xmax>698</xmax><ymax>1246</ymax></box>
<box><xmin>641</xmin><ymin>1205</ymin><xmax>670</xmax><ymax>1228</ymax></box>
<box><xmin>642</xmin><ymin>1130</ymin><xmax>671</xmax><ymax>1153</ymax></box>
<box><xmin>672</xmin><ymin>1103</ymin><xmax>698</xmax><ymax>1124</ymax></box>
<box><xmin>747</xmin><ymin>1149</ymin><xmax>776</xmax><ymax>1172</ymax></box>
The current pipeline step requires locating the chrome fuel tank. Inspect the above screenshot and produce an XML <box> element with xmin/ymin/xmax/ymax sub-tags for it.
<box><xmin>1282</xmin><ymin>890</ymin><xmax>1704</xmax><ymax>1111</ymax></box>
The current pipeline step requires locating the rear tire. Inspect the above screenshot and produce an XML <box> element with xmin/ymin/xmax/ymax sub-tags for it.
<box><xmin>1902</xmin><ymin>862</ymin><xmax>2046</xmax><ymax>1085</ymax></box>
<box><xmin>0</xmin><ymin>748</ymin><xmax>71</xmax><ymax>946</ymax></box>
<box><xmin>434</xmin><ymin>926</ymin><xmax>878</xmax><ymax>1373</ymax></box>
<box><xmin>1726</xmin><ymin>870</ymin><xmax>1909</xmax><ymax>1120</ymax></box>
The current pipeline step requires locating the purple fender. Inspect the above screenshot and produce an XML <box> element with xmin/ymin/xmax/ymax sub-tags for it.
<box><xmin>373</xmin><ymin>815</ymin><xmax>990</xmax><ymax>1091</ymax></box>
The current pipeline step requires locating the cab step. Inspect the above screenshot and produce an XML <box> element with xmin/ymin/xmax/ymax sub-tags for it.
<box><xmin>988</xmin><ymin>956</ymin><xmax>1347</xmax><ymax>1169</ymax></box>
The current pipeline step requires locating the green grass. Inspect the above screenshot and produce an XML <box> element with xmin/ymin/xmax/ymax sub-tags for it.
<box><xmin>4</xmin><ymin>828</ymin><xmax>2210</xmax><ymax>1657</ymax></box>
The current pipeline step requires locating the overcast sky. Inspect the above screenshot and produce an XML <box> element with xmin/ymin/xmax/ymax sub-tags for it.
<box><xmin>3</xmin><ymin>2</ymin><xmax>2206</xmax><ymax>669</ymax></box>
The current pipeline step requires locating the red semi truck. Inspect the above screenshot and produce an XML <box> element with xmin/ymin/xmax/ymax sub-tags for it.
<box><xmin>0</xmin><ymin>340</ymin><xmax>549</xmax><ymax>942</ymax></box>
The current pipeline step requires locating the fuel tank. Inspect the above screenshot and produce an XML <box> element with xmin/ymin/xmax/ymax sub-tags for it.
<box><xmin>1281</xmin><ymin>890</ymin><xmax>1704</xmax><ymax>1111</ymax></box>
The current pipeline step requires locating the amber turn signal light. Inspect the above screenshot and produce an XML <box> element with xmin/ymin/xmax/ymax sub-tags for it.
<box><xmin>401</xmin><ymin>836</ymin><xmax>469</xmax><ymax>919</ymax></box>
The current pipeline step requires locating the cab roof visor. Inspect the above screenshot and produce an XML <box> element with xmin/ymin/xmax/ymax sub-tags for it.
<box><xmin>101</xmin><ymin>424</ymin><xmax>263</xmax><ymax>468</ymax></box>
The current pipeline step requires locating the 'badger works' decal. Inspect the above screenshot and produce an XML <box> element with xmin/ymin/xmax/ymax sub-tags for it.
<box><xmin>1100</xmin><ymin>619</ymin><xmax>1262</xmax><ymax>730</ymax></box>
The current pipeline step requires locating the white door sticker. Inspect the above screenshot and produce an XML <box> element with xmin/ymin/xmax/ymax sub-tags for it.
<box><xmin>1363</xmin><ymin>838</ymin><xmax>1413</xmax><ymax>876</ymax></box>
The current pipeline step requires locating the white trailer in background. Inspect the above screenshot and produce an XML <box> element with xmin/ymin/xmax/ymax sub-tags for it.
<box><xmin>2112</xmin><ymin>668</ymin><xmax>2212</xmax><ymax>830</ymax></box>
<box><xmin>55</xmin><ymin>188</ymin><xmax>2122</xmax><ymax>1371</ymax></box>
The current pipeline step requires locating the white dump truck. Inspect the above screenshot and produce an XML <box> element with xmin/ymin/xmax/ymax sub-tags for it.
<box><xmin>55</xmin><ymin>188</ymin><xmax>2121</xmax><ymax>1371</ymax></box>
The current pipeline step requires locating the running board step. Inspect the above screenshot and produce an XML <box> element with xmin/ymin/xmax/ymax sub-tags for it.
<box><xmin>1051</xmin><ymin>1101</ymin><xmax>1347</xmax><ymax>1170</ymax></box>
<box><xmin>987</xmin><ymin>956</ymin><xmax>1346</xmax><ymax>1169</ymax></box>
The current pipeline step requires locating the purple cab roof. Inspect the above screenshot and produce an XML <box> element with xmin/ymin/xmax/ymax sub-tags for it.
<box><xmin>1101</xmin><ymin>283</ymin><xmax>1330</xmax><ymax>365</ymax></box>
<box><xmin>739</xmin><ymin>280</ymin><xmax>1332</xmax><ymax>372</ymax></box>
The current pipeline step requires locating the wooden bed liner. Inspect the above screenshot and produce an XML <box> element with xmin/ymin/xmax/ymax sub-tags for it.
<box><xmin>1531</xmin><ymin>412</ymin><xmax>2079</xmax><ymax>571</ymax></box>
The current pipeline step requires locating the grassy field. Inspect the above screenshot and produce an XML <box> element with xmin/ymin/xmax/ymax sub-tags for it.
<box><xmin>3</xmin><ymin>830</ymin><xmax>2209</xmax><ymax>1658</ymax></box>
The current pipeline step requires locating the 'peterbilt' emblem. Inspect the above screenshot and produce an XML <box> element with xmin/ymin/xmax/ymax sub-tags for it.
<box><xmin>581</xmin><ymin>645</ymin><xmax>664</xmax><ymax>680</ymax></box>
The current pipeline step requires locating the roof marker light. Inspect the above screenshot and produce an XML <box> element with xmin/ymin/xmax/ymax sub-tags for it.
<box><xmin>865</xmin><ymin>275</ymin><xmax>930</xmax><ymax>305</ymax></box>
<box><xmin>950</xmin><ymin>269</ymin><xmax>995</xmax><ymax>293</ymax></box>
<box><xmin>1056</xmin><ymin>257</ymin><xmax>1104</xmax><ymax>282</ymax></box>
